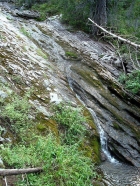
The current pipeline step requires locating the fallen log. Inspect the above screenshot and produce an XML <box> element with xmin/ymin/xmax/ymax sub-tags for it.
<box><xmin>0</xmin><ymin>167</ymin><xmax>43</xmax><ymax>176</ymax></box>
<box><xmin>88</xmin><ymin>18</ymin><xmax>140</xmax><ymax>49</ymax></box>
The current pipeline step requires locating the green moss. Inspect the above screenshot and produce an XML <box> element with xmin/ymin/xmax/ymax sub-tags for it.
<box><xmin>81</xmin><ymin>135</ymin><xmax>100</xmax><ymax>164</ymax></box>
<box><xmin>36</xmin><ymin>123</ymin><xmax>46</xmax><ymax>131</ymax></box>
<box><xmin>110</xmin><ymin>109</ymin><xmax>140</xmax><ymax>143</ymax></box>
<box><xmin>100</xmin><ymin>92</ymin><xmax>119</xmax><ymax>109</ymax></box>
<box><xmin>45</xmin><ymin>119</ymin><xmax>58</xmax><ymax>135</ymax></box>
<box><xmin>20</xmin><ymin>27</ymin><xmax>31</xmax><ymax>38</ymax></box>
<box><xmin>36</xmin><ymin>112</ymin><xmax>59</xmax><ymax>136</ymax></box>
<box><xmin>82</xmin><ymin>109</ymin><xmax>100</xmax><ymax>163</ymax></box>
<box><xmin>36</xmin><ymin>48</ymin><xmax>48</xmax><ymax>59</ymax></box>
<box><xmin>72</xmin><ymin>67</ymin><xmax>103</xmax><ymax>88</ymax></box>
<box><xmin>11</xmin><ymin>75</ymin><xmax>24</xmax><ymax>85</ymax></box>
<box><xmin>91</xmin><ymin>136</ymin><xmax>101</xmax><ymax>163</ymax></box>
<box><xmin>113</xmin><ymin>122</ymin><xmax>122</xmax><ymax>130</ymax></box>
<box><xmin>83</xmin><ymin>109</ymin><xmax>97</xmax><ymax>130</ymax></box>
<box><xmin>65</xmin><ymin>51</ymin><xmax>78</xmax><ymax>59</ymax></box>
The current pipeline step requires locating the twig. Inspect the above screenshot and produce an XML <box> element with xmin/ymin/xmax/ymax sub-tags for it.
<box><xmin>4</xmin><ymin>176</ymin><xmax>8</xmax><ymax>186</ymax></box>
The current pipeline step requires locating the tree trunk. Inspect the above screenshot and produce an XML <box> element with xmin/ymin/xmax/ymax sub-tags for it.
<box><xmin>0</xmin><ymin>167</ymin><xmax>43</xmax><ymax>176</ymax></box>
<box><xmin>92</xmin><ymin>0</ymin><xmax>107</xmax><ymax>35</ymax></box>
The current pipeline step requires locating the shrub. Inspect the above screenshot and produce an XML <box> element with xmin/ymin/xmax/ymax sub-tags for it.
<box><xmin>1</xmin><ymin>134</ymin><xmax>96</xmax><ymax>186</ymax></box>
<box><xmin>118</xmin><ymin>70</ymin><xmax>140</xmax><ymax>94</ymax></box>
<box><xmin>1</xmin><ymin>94</ymin><xmax>31</xmax><ymax>133</ymax></box>
<box><xmin>53</xmin><ymin>103</ymin><xmax>86</xmax><ymax>145</ymax></box>
<box><xmin>31</xmin><ymin>2</ymin><xmax>60</xmax><ymax>21</ymax></box>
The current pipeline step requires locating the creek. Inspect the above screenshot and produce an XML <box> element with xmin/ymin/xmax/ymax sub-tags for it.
<box><xmin>0</xmin><ymin>2</ymin><xmax>140</xmax><ymax>185</ymax></box>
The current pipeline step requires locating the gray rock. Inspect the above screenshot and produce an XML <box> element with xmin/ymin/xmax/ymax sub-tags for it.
<box><xmin>0</xmin><ymin>158</ymin><xmax>4</xmax><ymax>168</ymax></box>
<box><xmin>43</xmin><ymin>79</ymin><xmax>50</xmax><ymax>88</ymax></box>
<box><xmin>0</xmin><ymin>90</ymin><xmax>8</xmax><ymax>98</ymax></box>
<box><xmin>16</xmin><ymin>10</ymin><xmax>40</xmax><ymax>19</ymax></box>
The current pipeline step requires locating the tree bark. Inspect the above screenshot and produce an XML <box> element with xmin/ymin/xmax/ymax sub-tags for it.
<box><xmin>0</xmin><ymin>167</ymin><xmax>43</xmax><ymax>176</ymax></box>
<box><xmin>88</xmin><ymin>18</ymin><xmax>140</xmax><ymax>49</ymax></box>
<box><xmin>92</xmin><ymin>0</ymin><xmax>107</xmax><ymax>34</ymax></box>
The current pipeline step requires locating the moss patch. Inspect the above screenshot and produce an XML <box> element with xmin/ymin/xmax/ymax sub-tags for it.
<box><xmin>82</xmin><ymin>108</ymin><xmax>100</xmax><ymax>163</ymax></box>
<box><xmin>72</xmin><ymin>66</ymin><xmax>103</xmax><ymax>88</ymax></box>
<box><xmin>65</xmin><ymin>51</ymin><xmax>78</xmax><ymax>59</ymax></box>
<box><xmin>81</xmin><ymin>135</ymin><xmax>100</xmax><ymax>164</ymax></box>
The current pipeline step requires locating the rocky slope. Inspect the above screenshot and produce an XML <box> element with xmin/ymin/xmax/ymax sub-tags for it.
<box><xmin>0</xmin><ymin>2</ymin><xmax>140</xmax><ymax>184</ymax></box>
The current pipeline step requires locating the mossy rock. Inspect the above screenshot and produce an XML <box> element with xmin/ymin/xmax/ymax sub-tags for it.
<box><xmin>80</xmin><ymin>135</ymin><xmax>101</xmax><ymax>164</ymax></box>
<box><xmin>72</xmin><ymin>66</ymin><xmax>103</xmax><ymax>88</ymax></box>
<box><xmin>83</xmin><ymin>109</ymin><xmax>97</xmax><ymax>131</ymax></box>
<box><xmin>92</xmin><ymin>181</ymin><xmax>105</xmax><ymax>186</ymax></box>
<box><xmin>65</xmin><ymin>51</ymin><xmax>79</xmax><ymax>60</ymax></box>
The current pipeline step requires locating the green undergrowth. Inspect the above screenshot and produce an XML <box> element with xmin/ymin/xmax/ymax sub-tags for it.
<box><xmin>31</xmin><ymin>2</ymin><xmax>61</xmax><ymax>21</ymax></box>
<box><xmin>53</xmin><ymin>103</ymin><xmax>86</xmax><ymax>145</ymax></box>
<box><xmin>118</xmin><ymin>70</ymin><xmax>140</xmax><ymax>95</ymax></box>
<box><xmin>0</xmin><ymin>92</ymin><xmax>100</xmax><ymax>185</ymax></box>
<box><xmin>53</xmin><ymin>103</ymin><xmax>100</xmax><ymax>163</ymax></box>
<box><xmin>1</xmin><ymin>134</ymin><xmax>96</xmax><ymax>186</ymax></box>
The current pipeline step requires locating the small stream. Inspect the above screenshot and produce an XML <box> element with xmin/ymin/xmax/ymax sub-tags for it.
<box><xmin>88</xmin><ymin>108</ymin><xmax>118</xmax><ymax>164</ymax></box>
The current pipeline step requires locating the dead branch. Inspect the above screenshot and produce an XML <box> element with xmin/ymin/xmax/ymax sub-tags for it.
<box><xmin>88</xmin><ymin>18</ymin><xmax>140</xmax><ymax>49</ymax></box>
<box><xmin>0</xmin><ymin>167</ymin><xmax>43</xmax><ymax>176</ymax></box>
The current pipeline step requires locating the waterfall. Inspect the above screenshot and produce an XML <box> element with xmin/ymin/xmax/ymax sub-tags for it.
<box><xmin>67</xmin><ymin>76</ymin><xmax>118</xmax><ymax>163</ymax></box>
<box><xmin>88</xmin><ymin>108</ymin><xmax>119</xmax><ymax>164</ymax></box>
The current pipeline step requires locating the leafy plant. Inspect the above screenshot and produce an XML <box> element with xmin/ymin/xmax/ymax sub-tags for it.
<box><xmin>31</xmin><ymin>2</ymin><xmax>60</xmax><ymax>21</ymax></box>
<box><xmin>118</xmin><ymin>70</ymin><xmax>140</xmax><ymax>94</ymax></box>
<box><xmin>53</xmin><ymin>103</ymin><xmax>86</xmax><ymax>145</ymax></box>
<box><xmin>1</xmin><ymin>94</ymin><xmax>31</xmax><ymax>133</ymax></box>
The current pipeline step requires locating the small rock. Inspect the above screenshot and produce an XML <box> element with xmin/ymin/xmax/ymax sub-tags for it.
<box><xmin>43</xmin><ymin>79</ymin><xmax>50</xmax><ymax>88</ymax></box>
<box><xmin>0</xmin><ymin>90</ymin><xmax>8</xmax><ymax>98</ymax></box>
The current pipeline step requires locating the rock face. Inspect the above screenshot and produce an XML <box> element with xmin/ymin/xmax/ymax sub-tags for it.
<box><xmin>0</xmin><ymin>2</ymin><xmax>140</xmax><ymax>169</ymax></box>
<box><xmin>68</xmin><ymin>62</ymin><xmax>140</xmax><ymax>167</ymax></box>
<box><xmin>16</xmin><ymin>10</ymin><xmax>40</xmax><ymax>19</ymax></box>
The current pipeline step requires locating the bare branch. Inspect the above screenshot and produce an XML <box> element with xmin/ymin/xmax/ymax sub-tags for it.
<box><xmin>0</xmin><ymin>167</ymin><xmax>43</xmax><ymax>176</ymax></box>
<box><xmin>88</xmin><ymin>18</ymin><xmax>140</xmax><ymax>49</ymax></box>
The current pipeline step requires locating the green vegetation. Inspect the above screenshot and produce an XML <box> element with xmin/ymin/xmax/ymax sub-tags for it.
<box><xmin>65</xmin><ymin>51</ymin><xmax>78</xmax><ymax>59</ymax></box>
<box><xmin>20</xmin><ymin>27</ymin><xmax>31</xmax><ymax>38</ymax></box>
<box><xmin>36</xmin><ymin>48</ymin><xmax>48</xmax><ymax>59</ymax></box>
<box><xmin>118</xmin><ymin>70</ymin><xmax>140</xmax><ymax>95</ymax></box>
<box><xmin>30</xmin><ymin>0</ymin><xmax>140</xmax><ymax>40</ymax></box>
<box><xmin>1</xmin><ymin>94</ymin><xmax>32</xmax><ymax>134</ymax></box>
<box><xmin>108</xmin><ymin>0</ymin><xmax>140</xmax><ymax>40</ymax></box>
<box><xmin>11</xmin><ymin>75</ymin><xmax>23</xmax><ymax>85</ymax></box>
<box><xmin>53</xmin><ymin>103</ymin><xmax>86</xmax><ymax>145</ymax></box>
<box><xmin>0</xmin><ymin>91</ymin><xmax>99</xmax><ymax>185</ymax></box>
<box><xmin>2</xmin><ymin>134</ymin><xmax>96</xmax><ymax>186</ymax></box>
<box><xmin>31</xmin><ymin>2</ymin><xmax>60</xmax><ymax>21</ymax></box>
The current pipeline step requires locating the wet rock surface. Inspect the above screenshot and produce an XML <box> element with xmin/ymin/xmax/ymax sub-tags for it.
<box><xmin>0</xmin><ymin>2</ymin><xmax>140</xmax><ymax>185</ymax></box>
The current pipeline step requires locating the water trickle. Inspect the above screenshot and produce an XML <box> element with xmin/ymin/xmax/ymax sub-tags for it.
<box><xmin>67</xmin><ymin>74</ymin><xmax>118</xmax><ymax>163</ymax></box>
<box><xmin>88</xmin><ymin>108</ymin><xmax>119</xmax><ymax>164</ymax></box>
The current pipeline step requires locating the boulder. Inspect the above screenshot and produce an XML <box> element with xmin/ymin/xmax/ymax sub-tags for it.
<box><xmin>15</xmin><ymin>10</ymin><xmax>40</xmax><ymax>19</ymax></box>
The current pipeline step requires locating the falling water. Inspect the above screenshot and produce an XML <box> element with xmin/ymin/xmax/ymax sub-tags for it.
<box><xmin>87</xmin><ymin>108</ymin><xmax>119</xmax><ymax>164</ymax></box>
<box><xmin>67</xmin><ymin>76</ymin><xmax>117</xmax><ymax>164</ymax></box>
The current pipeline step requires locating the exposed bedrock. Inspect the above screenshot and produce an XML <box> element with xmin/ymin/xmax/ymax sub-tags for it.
<box><xmin>68</xmin><ymin>62</ymin><xmax>140</xmax><ymax>167</ymax></box>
